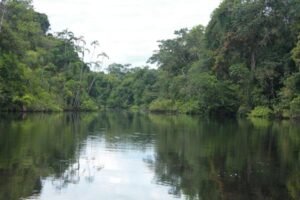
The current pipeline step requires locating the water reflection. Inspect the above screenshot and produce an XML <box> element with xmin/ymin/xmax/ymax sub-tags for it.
<box><xmin>0</xmin><ymin>112</ymin><xmax>299</xmax><ymax>200</ymax></box>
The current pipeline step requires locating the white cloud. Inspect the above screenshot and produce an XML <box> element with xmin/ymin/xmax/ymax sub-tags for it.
<box><xmin>33</xmin><ymin>0</ymin><xmax>221</xmax><ymax>67</ymax></box>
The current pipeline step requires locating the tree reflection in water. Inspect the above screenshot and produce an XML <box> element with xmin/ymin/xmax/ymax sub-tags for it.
<box><xmin>0</xmin><ymin>112</ymin><xmax>299</xmax><ymax>200</ymax></box>
<box><xmin>144</xmin><ymin>115</ymin><xmax>300</xmax><ymax>200</ymax></box>
<box><xmin>0</xmin><ymin>113</ymin><xmax>95</xmax><ymax>200</ymax></box>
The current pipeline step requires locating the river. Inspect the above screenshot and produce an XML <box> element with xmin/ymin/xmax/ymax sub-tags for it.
<box><xmin>0</xmin><ymin>112</ymin><xmax>299</xmax><ymax>200</ymax></box>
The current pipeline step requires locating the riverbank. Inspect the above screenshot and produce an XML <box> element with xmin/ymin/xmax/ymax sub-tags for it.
<box><xmin>2</xmin><ymin>104</ymin><xmax>298</xmax><ymax>122</ymax></box>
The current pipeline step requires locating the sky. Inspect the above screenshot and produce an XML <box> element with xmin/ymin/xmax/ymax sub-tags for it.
<box><xmin>33</xmin><ymin>0</ymin><xmax>221</xmax><ymax>67</ymax></box>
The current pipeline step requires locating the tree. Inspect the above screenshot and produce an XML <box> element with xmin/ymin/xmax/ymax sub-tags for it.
<box><xmin>292</xmin><ymin>34</ymin><xmax>300</xmax><ymax>70</ymax></box>
<box><xmin>0</xmin><ymin>0</ymin><xmax>7</xmax><ymax>33</ymax></box>
<box><xmin>148</xmin><ymin>26</ymin><xmax>205</xmax><ymax>76</ymax></box>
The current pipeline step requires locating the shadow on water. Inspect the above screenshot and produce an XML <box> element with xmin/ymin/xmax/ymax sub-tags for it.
<box><xmin>0</xmin><ymin>112</ymin><xmax>299</xmax><ymax>200</ymax></box>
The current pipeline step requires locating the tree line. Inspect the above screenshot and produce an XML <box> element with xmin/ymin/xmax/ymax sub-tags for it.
<box><xmin>1</xmin><ymin>0</ymin><xmax>300</xmax><ymax>118</ymax></box>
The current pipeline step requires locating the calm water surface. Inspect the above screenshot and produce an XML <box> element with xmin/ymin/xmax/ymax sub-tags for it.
<box><xmin>0</xmin><ymin>112</ymin><xmax>299</xmax><ymax>200</ymax></box>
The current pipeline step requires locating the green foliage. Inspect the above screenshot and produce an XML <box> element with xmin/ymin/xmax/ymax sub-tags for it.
<box><xmin>28</xmin><ymin>95</ymin><xmax>62</xmax><ymax>112</ymax></box>
<box><xmin>249</xmin><ymin>106</ymin><xmax>274</xmax><ymax>119</ymax></box>
<box><xmin>290</xmin><ymin>96</ymin><xmax>300</xmax><ymax>119</ymax></box>
<box><xmin>205</xmin><ymin>0</ymin><xmax>299</xmax><ymax>111</ymax></box>
<box><xmin>129</xmin><ymin>105</ymin><xmax>140</xmax><ymax>112</ymax></box>
<box><xmin>12</xmin><ymin>94</ymin><xmax>34</xmax><ymax>107</ymax></box>
<box><xmin>292</xmin><ymin>34</ymin><xmax>300</xmax><ymax>70</ymax></box>
<box><xmin>1</xmin><ymin>0</ymin><xmax>300</xmax><ymax>118</ymax></box>
<box><xmin>148</xmin><ymin>26</ymin><xmax>205</xmax><ymax>76</ymax></box>
<box><xmin>229</xmin><ymin>63</ymin><xmax>251</xmax><ymax>85</ymax></box>
<box><xmin>284</xmin><ymin>72</ymin><xmax>300</xmax><ymax>94</ymax></box>
<box><xmin>149</xmin><ymin>99</ymin><xmax>177</xmax><ymax>113</ymax></box>
<box><xmin>81</xmin><ymin>99</ymin><xmax>99</xmax><ymax>111</ymax></box>
<box><xmin>0</xmin><ymin>0</ymin><xmax>100</xmax><ymax>112</ymax></box>
<box><xmin>186</xmin><ymin>72</ymin><xmax>239</xmax><ymax>115</ymax></box>
<box><xmin>106</xmin><ymin>67</ymin><xmax>158</xmax><ymax>109</ymax></box>
<box><xmin>176</xmin><ymin>100</ymin><xmax>200</xmax><ymax>114</ymax></box>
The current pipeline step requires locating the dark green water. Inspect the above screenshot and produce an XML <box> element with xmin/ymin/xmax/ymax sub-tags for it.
<box><xmin>0</xmin><ymin>112</ymin><xmax>299</xmax><ymax>200</ymax></box>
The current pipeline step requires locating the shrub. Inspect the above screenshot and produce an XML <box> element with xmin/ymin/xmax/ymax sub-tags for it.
<box><xmin>176</xmin><ymin>100</ymin><xmax>200</xmax><ymax>114</ymax></box>
<box><xmin>130</xmin><ymin>105</ymin><xmax>140</xmax><ymax>112</ymax></box>
<box><xmin>249</xmin><ymin>106</ymin><xmax>274</xmax><ymax>118</ymax></box>
<box><xmin>149</xmin><ymin>99</ymin><xmax>177</xmax><ymax>113</ymax></box>
<box><xmin>290</xmin><ymin>96</ymin><xmax>300</xmax><ymax>119</ymax></box>
<box><xmin>81</xmin><ymin>99</ymin><xmax>99</xmax><ymax>111</ymax></box>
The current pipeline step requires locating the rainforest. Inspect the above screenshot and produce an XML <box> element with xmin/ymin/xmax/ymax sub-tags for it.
<box><xmin>1</xmin><ymin>1</ymin><xmax>300</xmax><ymax>200</ymax></box>
<box><xmin>1</xmin><ymin>0</ymin><xmax>300</xmax><ymax>119</ymax></box>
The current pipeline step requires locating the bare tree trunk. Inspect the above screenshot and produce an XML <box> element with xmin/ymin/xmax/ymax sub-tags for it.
<box><xmin>0</xmin><ymin>0</ymin><xmax>7</xmax><ymax>33</ymax></box>
<box><xmin>87</xmin><ymin>77</ymin><xmax>97</xmax><ymax>95</ymax></box>
<box><xmin>251</xmin><ymin>51</ymin><xmax>256</xmax><ymax>72</ymax></box>
<box><xmin>73</xmin><ymin>64</ymin><xmax>85</xmax><ymax>109</ymax></box>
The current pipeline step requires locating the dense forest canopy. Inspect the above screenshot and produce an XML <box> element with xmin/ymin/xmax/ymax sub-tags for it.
<box><xmin>0</xmin><ymin>0</ymin><xmax>300</xmax><ymax>118</ymax></box>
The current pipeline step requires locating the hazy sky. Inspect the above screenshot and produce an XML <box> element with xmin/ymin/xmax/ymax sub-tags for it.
<box><xmin>33</xmin><ymin>0</ymin><xmax>221</xmax><ymax>67</ymax></box>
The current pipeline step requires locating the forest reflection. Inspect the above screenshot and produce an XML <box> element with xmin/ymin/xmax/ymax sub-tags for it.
<box><xmin>0</xmin><ymin>112</ymin><xmax>299</xmax><ymax>200</ymax></box>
